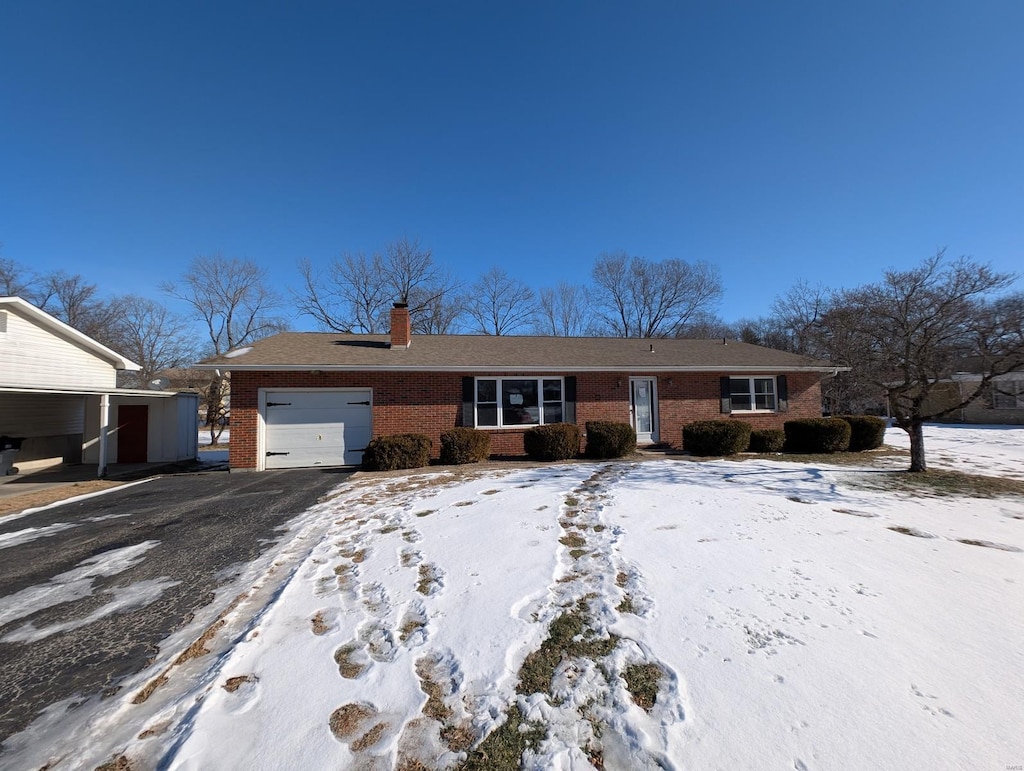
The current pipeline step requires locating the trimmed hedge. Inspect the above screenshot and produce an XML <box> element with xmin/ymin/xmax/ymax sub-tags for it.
<box><xmin>440</xmin><ymin>427</ymin><xmax>491</xmax><ymax>465</ymax></box>
<box><xmin>783</xmin><ymin>418</ymin><xmax>851</xmax><ymax>454</ymax></box>
<box><xmin>682</xmin><ymin>420</ymin><xmax>752</xmax><ymax>457</ymax></box>
<box><xmin>524</xmin><ymin>423</ymin><xmax>580</xmax><ymax>461</ymax></box>
<box><xmin>584</xmin><ymin>421</ymin><xmax>636</xmax><ymax>459</ymax></box>
<box><xmin>837</xmin><ymin>415</ymin><xmax>887</xmax><ymax>452</ymax></box>
<box><xmin>749</xmin><ymin>428</ymin><xmax>786</xmax><ymax>453</ymax></box>
<box><xmin>362</xmin><ymin>433</ymin><xmax>431</xmax><ymax>471</ymax></box>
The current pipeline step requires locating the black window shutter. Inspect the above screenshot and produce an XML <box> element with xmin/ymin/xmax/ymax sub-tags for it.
<box><xmin>461</xmin><ymin>377</ymin><xmax>475</xmax><ymax>427</ymax></box>
<box><xmin>564</xmin><ymin>376</ymin><xmax>577</xmax><ymax>424</ymax></box>
<box><xmin>777</xmin><ymin>374</ymin><xmax>789</xmax><ymax>412</ymax></box>
<box><xmin>720</xmin><ymin>376</ymin><xmax>732</xmax><ymax>414</ymax></box>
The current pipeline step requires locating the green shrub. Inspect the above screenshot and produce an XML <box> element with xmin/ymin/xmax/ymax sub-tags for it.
<box><xmin>584</xmin><ymin>421</ymin><xmax>636</xmax><ymax>459</ymax></box>
<box><xmin>440</xmin><ymin>427</ymin><xmax>491</xmax><ymax>465</ymax></box>
<box><xmin>362</xmin><ymin>433</ymin><xmax>431</xmax><ymax>471</ymax></box>
<box><xmin>837</xmin><ymin>415</ymin><xmax>887</xmax><ymax>452</ymax></box>
<box><xmin>524</xmin><ymin>423</ymin><xmax>580</xmax><ymax>461</ymax></box>
<box><xmin>749</xmin><ymin>428</ymin><xmax>786</xmax><ymax>453</ymax></box>
<box><xmin>783</xmin><ymin>418</ymin><xmax>851</xmax><ymax>454</ymax></box>
<box><xmin>682</xmin><ymin>420</ymin><xmax>752</xmax><ymax>456</ymax></box>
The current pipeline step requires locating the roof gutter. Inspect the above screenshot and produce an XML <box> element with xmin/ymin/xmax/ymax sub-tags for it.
<box><xmin>190</xmin><ymin>364</ymin><xmax>847</xmax><ymax>374</ymax></box>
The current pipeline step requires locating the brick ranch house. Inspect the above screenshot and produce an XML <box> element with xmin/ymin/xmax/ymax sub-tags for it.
<box><xmin>196</xmin><ymin>304</ymin><xmax>840</xmax><ymax>471</ymax></box>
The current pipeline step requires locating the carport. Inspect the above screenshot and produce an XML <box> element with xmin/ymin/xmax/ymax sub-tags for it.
<box><xmin>1</xmin><ymin>386</ymin><xmax>199</xmax><ymax>477</ymax></box>
<box><xmin>0</xmin><ymin>297</ymin><xmax>199</xmax><ymax>477</ymax></box>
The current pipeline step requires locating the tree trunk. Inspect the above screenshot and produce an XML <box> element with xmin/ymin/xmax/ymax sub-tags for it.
<box><xmin>205</xmin><ymin>377</ymin><xmax>226</xmax><ymax>445</ymax></box>
<box><xmin>908</xmin><ymin>421</ymin><xmax>927</xmax><ymax>472</ymax></box>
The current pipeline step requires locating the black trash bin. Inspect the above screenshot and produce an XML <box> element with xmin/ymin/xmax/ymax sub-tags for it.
<box><xmin>0</xmin><ymin>436</ymin><xmax>24</xmax><ymax>476</ymax></box>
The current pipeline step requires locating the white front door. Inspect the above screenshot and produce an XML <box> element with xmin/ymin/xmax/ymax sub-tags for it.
<box><xmin>630</xmin><ymin>378</ymin><xmax>658</xmax><ymax>444</ymax></box>
<box><xmin>262</xmin><ymin>389</ymin><xmax>372</xmax><ymax>469</ymax></box>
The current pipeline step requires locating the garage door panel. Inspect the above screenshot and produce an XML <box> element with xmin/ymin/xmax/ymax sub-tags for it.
<box><xmin>266</xmin><ymin>409</ymin><xmax>366</xmax><ymax>427</ymax></box>
<box><xmin>263</xmin><ymin>390</ymin><xmax>371</xmax><ymax>469</ymax></box>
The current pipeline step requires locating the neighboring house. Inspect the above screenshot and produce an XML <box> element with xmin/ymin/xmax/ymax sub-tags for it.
<box><xmin>195</xmin><ymin>304</ymin><xmax>839</xmax><ymax>472</ymax></box>
<box><xmin>0</xmin><ymin>297</ymin><xmax>199</xmax><ymax>476</ymax></box>
<box><xmin>156</xmin><ymin>367</ymin><xmax>230</xmax><ymax>425</ymax></box>
<box><xmin>920</xmin><ymin>371</ymin><xmax>1024</xmax><ymax>425</ymax></box>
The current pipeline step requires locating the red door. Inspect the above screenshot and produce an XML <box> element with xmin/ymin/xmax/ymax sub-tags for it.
<box><xmin>117</xmin><ymin>405</ymin><xmax>149</xmax><ymax>463</ymax></box>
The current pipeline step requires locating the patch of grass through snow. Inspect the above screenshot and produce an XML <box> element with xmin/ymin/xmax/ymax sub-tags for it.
<box><xmin>516</xmin><ymin>602</ymin><xmax>619</xmax><ymax>698</ymax></box>
<box><xmin>622</xmin><ymin>663</ymin><xmax>663</xmax><ymax>712</ymax></box>
<box><xmin>559</xmin><ymin>533</ymin><xmax>587</xmax><ymax>549</ymax></box>
<box><xmin>461</xmin><ymin>704</ymin><xmax>546</xmax><ymax>771</ymax></box>
<box><xmin>464</xmin><ymin>602</ymin><xmax>620</xmax><ymax>769</ymax></box>
<box><xmin>850</xmin><ymin>469</ymin><xmax>1024</xmax><ymax>498</ymax></box>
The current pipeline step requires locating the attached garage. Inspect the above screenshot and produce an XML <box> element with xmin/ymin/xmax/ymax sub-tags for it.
<box><xmin>260</xmin><ymin>388</ymin><xmax>371</xmax><ymax>469</ymax></box>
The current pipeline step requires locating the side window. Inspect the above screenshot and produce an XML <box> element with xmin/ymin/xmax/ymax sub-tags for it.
<box><xmin>729</xmin><ymin>376</ymin><xmax>777</xmax><ymax>412</ymax></box>
<box><xmin>729</xmin><ymin>378</ymin><xmax>753</xmax><ymax>411</ymax></box>
<box><xmin>753</xmin><ymin>377</ymin><xmax>776</xmax><ymax>410</ymax></box>
<box><xmin>477</xmin><ymin>379</ymin><xmax>498</xmax><ymax>426</ymax></box>
<box><xmin>543</xmin><ymin>379</ymin><xmax>563</xmax><ymax>423</ymax></box>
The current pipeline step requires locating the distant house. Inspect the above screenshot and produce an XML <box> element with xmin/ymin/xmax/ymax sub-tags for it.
<box><xmin>0</xmin><ymin>296</ymin><xmax>199</xmax><ymax>476</ymax></box>
<box><xmin>195</xmin><ymin>304</ymin><xmax>840</xmax><ymax>472</ymax></box>
<box><xmin>919</xmin><ymin>363</ymin><xmax>1024</xmax><ymax>425</ymax></box>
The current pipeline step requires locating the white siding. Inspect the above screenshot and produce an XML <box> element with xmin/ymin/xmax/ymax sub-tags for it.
<box><xmin>82</xmin><ymin>393</ymin><xmax>201</xmax><ymax>463</ymax></box>
<box><xmin>0</xmin><ymin>393</ymin><xmax>85</xmax><ymax>436</ymax></box>
<box><xmin>0</xmin><ymin>308</ymin><xmax>118</xmax><ymax>390</ymax></box>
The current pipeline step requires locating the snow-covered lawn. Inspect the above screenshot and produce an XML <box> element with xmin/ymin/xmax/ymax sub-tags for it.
<box><xmin>884</xmin><ymin>423</ymin><xmax>1024</xmax><ymax>480</ymax></box>
<box><xmin>4</xmin><ymin>426</ymin><xmax>1024</xmax><ymax>769</ymax></box>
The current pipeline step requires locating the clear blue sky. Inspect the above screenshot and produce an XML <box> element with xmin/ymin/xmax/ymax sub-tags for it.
<box><xmin>2</xmin><ymin>1</ymin><xmax>1022</xmax><ymax>330</ymax></box>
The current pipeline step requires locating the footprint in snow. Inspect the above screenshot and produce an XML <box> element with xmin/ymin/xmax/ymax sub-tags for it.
<box><xmin>400</xmin><ymin>546</ymin><xmax>423</xmax><ymax>568</ymax></box>
<box><xmin>334</xmin><ymin>642</ymin><xmax>371</xmax><ymax>679</ymax></box>
<box><xmin>329</xmin><ymin>702</ymin><xmax>399</xmax><ymax>752</ymax></box>
<box><xmin>220</xmin><ymin>674</ymin><xmax>260</xmax><ymax>716</ymax></box>
<box><xmin>361</xmin><ymin>581</ymin><xmax>391</xmax><ymax>616</ymax></box>
<box><xmin>359</xmin><ymin>619</ymin><xmax>398</xmax><ymax>663</ymax></box>
<box><xmin>398</xmin><ymin>600</ymin><xmax>429</xmax><ymax>648</ymax></box>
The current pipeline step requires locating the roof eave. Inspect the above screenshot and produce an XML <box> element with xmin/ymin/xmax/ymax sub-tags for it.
<box><xmin>191</xmin><ymin>363</ymin><xmax>843</xmax><ymax>373</ymax></box>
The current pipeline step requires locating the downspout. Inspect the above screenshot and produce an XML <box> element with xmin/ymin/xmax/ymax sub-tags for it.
<box><xmin>98</xmin><ymin>393</ymin><xmax>110</xmax><ymax>478</ymax></box>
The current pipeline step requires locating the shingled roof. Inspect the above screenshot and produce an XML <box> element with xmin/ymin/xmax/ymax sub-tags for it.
<box><xmin>196</xmin><ymin>332</ymin><xmax>839</xmax><ymax>373</ymax></box>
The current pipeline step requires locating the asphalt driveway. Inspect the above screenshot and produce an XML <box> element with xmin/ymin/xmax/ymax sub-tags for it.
<box><xmin>0</xmin><ymin>467</ymin><xmax>352</xmax><ymax>747</ymax></box>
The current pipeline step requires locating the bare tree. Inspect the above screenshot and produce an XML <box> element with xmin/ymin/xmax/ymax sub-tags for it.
<box><xmin>110</xmin><ymin>296</ymin><xmax>199</xmax><ymax>389</ymax></box>
<box><xmin>591</xmin><ymin>251</ymin><xmax>723</xmax><ymax>337</ymax></box>
<box><xmin>535</xmin><ymin>282</ymin><xmax>592</xmax><ymax>336</ymax></box>
<box><xmin>820</xmin><ymin>251</ymin><xmax>1024</xmax><ymax>471</ymax></box>
<box><xmin>676</xmin><ymin>311</ymin><xmax>733</xmax><ymax>339</ymax></box>
<box><xmin>163</xmin><ymin>254</ymin><xmax>287</xmax><ymax>443</ymax></box>
<box><xmin>296</xmin><ymin>237</ymin><xmax>457</xmax><ymax>333</ymax></box>
<box><xmin>31</xmin><ymin>271</ymin><xmax>126</xmax><ymax>349</ymax></box>
<box><xmin>770</xmin><ymin>280</ymin><xmax>831</xmax><ymax>355</ymax></box>
<box><xmin>297</xmin><ymin>252</ymin><xmax>386</xmax><ymax>332</ymax></box>
<box><xmin>0</xmin><ymin>247</ymin><xmax>40</xmax><ymax>299</ymax></box>
<box><xmin>409</xmin><ymin>286</ymin><xmax>465</xmax><ymax>334</ymax></box>
<box><xmin>465</xmin><ymin>268</ymin><xmax>536</xmax><ymax>335</ymax></box>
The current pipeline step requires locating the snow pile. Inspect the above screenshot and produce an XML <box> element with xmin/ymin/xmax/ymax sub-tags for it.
<box><xmin>3</xmin><ymin>432</ymin><xmax>1023</xmax><ymax>769</ymax></box>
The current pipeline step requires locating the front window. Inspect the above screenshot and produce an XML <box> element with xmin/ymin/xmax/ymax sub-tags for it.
<box><xmin>730</xmin><ymin>376</ymin><xmax>776</xmax><ymax>412</ymax></box>
<box><xmin>476</xmin><ymin>377</ymin><xmax>563</xmax><ymax>427</ymax></box>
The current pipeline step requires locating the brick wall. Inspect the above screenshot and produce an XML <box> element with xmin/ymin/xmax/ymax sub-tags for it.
<box><xmin>229</xmin><ymin>369</ymin><xmax>824</xmax><ymax>468</ymax></box>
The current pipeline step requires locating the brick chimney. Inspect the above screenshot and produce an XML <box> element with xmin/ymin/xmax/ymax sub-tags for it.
<box><xmin>390</xmin><ymin>302</ymin><xmax>411</xmax><ymax>349</ymax></box>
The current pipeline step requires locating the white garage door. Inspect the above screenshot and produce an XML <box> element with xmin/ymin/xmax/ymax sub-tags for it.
<box><xmin>263</xmin><ymin>389</ymin><xmax>372</xmax><ymax>469</ymax></box>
